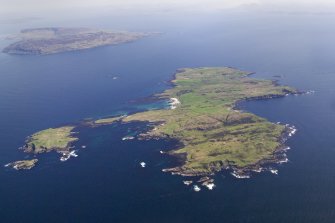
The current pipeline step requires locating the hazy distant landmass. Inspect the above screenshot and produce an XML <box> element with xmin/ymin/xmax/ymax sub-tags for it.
<box><xmin>2</xmin><ymin>27</ymin><xmax>150</xmax><ymax>55</ymax></box>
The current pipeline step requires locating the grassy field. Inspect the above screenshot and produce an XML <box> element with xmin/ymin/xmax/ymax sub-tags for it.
<box><xmin>97</xmin><ymin>67</ymin><xmax>297</xmax><ymax>176</ymax></box>
<box><xmin>94</xmin><ymin>117</ymin><xmax>122</xmax><ymax>125</ymax></box>
<box><xmin>24</xmin><ymin>126</ymin><xmax>78</xmax><ymax>153</ymax></box>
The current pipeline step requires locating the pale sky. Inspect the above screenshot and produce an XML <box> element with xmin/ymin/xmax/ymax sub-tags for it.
<box><xmin>1</xmin><ymin>0</ymin><xmax>256</xmax><ymax>13</ymax></box>
<box><xmin>1</xmin><ymin>0</ymin><xmax>335</xmax><ymax>15</ymax></box>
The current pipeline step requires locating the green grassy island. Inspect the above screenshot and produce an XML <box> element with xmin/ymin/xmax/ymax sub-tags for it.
<box><xmin>5</xmin><ymin>126</ymin><xmax>78</xmax><ymax>170</ymax></box>
<box><xmin>23</xmin><ymin>126</ymin><xmax>78</xmax><ymax>153</ymax></box>
<box><xmin>6</xmin><ymin>159</ymin><xmax>38</xmax><ymax>170</ymax></box>
<box><xmin>95</xmin><ymin>67</ymin><xmax>298</xmax><ymax>177</ymax></box>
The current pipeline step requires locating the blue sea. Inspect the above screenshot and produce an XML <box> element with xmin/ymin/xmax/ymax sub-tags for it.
<box><xmin>1</xmin><ymin>9</ymin><xmax>335</xmax><ymax>222</ymax></box>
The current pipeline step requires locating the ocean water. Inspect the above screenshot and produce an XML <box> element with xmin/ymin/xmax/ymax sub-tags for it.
<box><xmin>1</xmin><ymin>10</ymin><xmax>335</xmax><ymax>222</ymax></box>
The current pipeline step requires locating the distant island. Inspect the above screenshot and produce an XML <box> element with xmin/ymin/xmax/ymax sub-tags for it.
<box><xmin>7</xmin><ymin>67</ymin><xmax>298</xmax><ymax>179</ymax></box>
<box><xmin>2</xmin><ymin>27</ymin><xmax>150</xmax><ymax>55</ymax></box>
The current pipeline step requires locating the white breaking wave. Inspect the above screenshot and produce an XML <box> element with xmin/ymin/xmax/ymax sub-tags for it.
<box><xmin>231</xmin><ymin>171</ymin><xmax>250</xmax><ymax>179</ymax></box>
<box><xmin>270</xmin><ymin>169</ymin><xmax>278</xmax><ymax>175</ymax></box>
<box><xmin>169</xmin><ymin>98</ymin><xmax>181</xmax><ymax>110</ymax></box>
<box><xmin>60</xmin><ymin>150</ymin><xmax>78</xmax><ymax>162</ymax></box>
<box><xmin>122</xmin><ymin>136</ymin><xmax>135</xmax><ymax>141</ymax></box>
<box><xmin>205</xmin><ymin>183</ymin><xmax>215</xmax><ymax>190</ymax></box>
<box><xmin>183</xmin><ymin>180</ymin><xmax>193</xmax><ymax>186</ymax></box>
<box><xmin>193</xmin><ymin>185</ymin><xmax>201</xmax><ymax>192</ymax></box>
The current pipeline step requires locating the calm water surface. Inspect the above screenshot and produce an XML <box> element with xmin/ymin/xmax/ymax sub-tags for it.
<box><xmin>1</xmin><ymin>10</ymin><xmax>335</xmax><ymax>222</ymax></box>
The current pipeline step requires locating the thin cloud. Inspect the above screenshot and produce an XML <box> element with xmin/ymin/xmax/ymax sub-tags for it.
<box><xmin>0</xmin><ymin>0</ymin><xmax>259</xmax><ymax>14</ymax></box>
<box><xmin>2</xmin><ymin>0</ymin><xmax>335</xmax><ymax>15</ymax></box>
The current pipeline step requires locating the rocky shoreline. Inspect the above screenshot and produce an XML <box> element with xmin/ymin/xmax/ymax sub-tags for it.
<box><xmin>160</xmin><ymin>122</ymin><xmax>297</xmax><ymax>179</ymax></box>
<box><xmin>160</xmin><ymin>123</ymin><xmax>297</xmax><ymax>179</ymax></box>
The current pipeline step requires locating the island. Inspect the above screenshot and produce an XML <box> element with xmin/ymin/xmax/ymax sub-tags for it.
<box><xmin>2</xmin><ymin>27</ymin><xmax>150</xmax><ymax>55</ymax></box>
<box><xmin>95</xmin><ymin>67</ymin><xmax>298</xmax><ymax>177</ymax></box>
<box><xmin>8</xmin><ymin>67</ymin><xmax>298</xmax><ymax>178</ymax></box>
<box><xmin>22</xmin><ymin>126</ymin><xmax>78</xmax><ymax>153</ymax></box>
<box><xmin>5</xmin><ymin>159</ymin><xmax>38</xmax><ymax>170</ymax></box>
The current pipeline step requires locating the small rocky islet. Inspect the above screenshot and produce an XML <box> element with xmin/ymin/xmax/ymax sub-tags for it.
<box><xmin>5</xmin><ymin>159</ymin><xmax>38</xmax><ymax>170</ymax></box>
